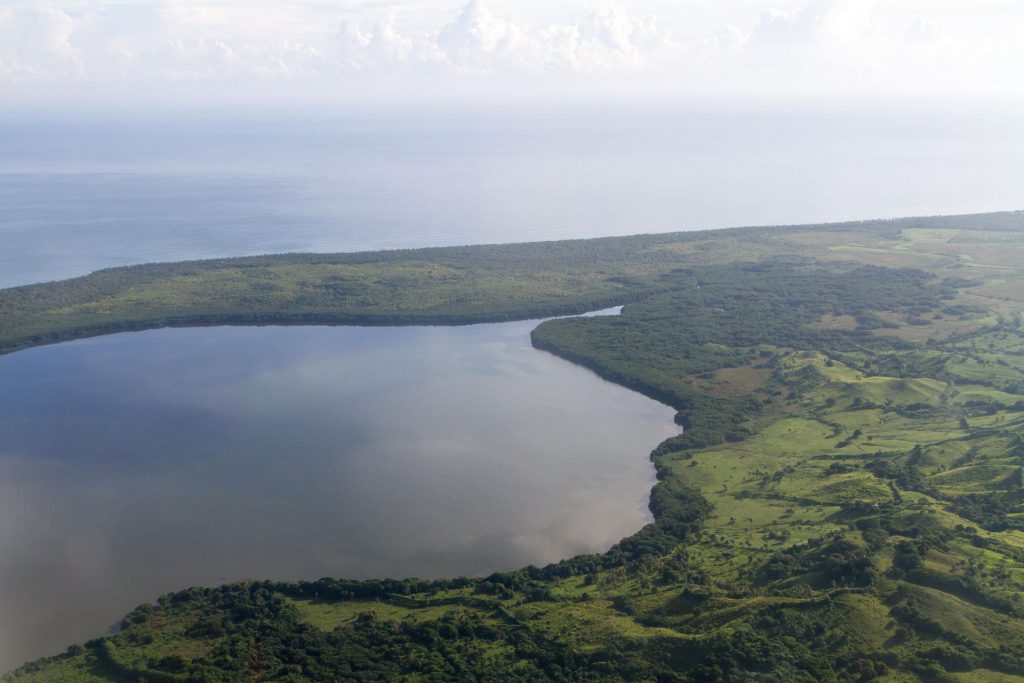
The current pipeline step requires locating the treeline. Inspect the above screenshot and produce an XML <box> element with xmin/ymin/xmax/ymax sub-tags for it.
<box><xmin>3</xmin><ymin>211</ymin><xmax>1018</xmax><ymax>357</ymax></box>
<box><xmin>32</xmin><ymin>583</ymin><xmax>688</xmax><ymax>682</ymax></box>
<box><xmin>532</xmin><ymin>259</ymin><xmax>950</xmax><ymax>448</ymax></box>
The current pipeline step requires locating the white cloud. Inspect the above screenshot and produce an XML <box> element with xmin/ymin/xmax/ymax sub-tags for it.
<box><xmin>734</xmin><ymin>0</ymin><xmax>1024</xmax><ymax>96</ymax></box>
<box><xmin>539</xmin><ymin>5</ymin><xmax>677</xmax><ymax>73</ymax></box>
<box><xmin>337</xmin><ymin>15</ymin><xmax>415</xmax><ymax>72</ymax></box>
<box><xmin>0</xmin><ymin>0</ymin><xmax>1022</xmax><ymax>104</ymax></box>
<box><xmin>436</xmin><ymin>0</ymin><xmax>530</xmax><ymax>72</ymax></box>
<box><xmin>0</xmin><ymin>6</ymin><xmax>82</xmax><ymax>79</ymax></box>
<box><xmin>333</xmin><ymin>1</ymin><xmax>678</xmax><ymax>76</ymax></box>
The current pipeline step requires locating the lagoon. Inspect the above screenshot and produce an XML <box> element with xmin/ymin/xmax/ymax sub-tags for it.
<box><xmin>0</xmin><ymin>318</ymin><xmax>678</xmax><ymax>669</ymax></box>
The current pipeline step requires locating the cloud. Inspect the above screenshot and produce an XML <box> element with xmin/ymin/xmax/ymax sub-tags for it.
<box><xmin>0</xmin><ymin>6</ymin><xmax>81</xmax><ymax>79</ymax></box>
<box><xmin>0</xmin><ymin>0</ymin><xmax>681</xmax><ymax>83</ymax></box>
<box><xmin>333</xmin><ymin>1</ymin><xmax>677</xmax><ymax>76</ymax></box>
<box><xmin>0</xmin><ymin>0</ymin><xmax>1022</xmax><ymax>104</ymax></box>
<box><xmin>436</xmin><ymin>0</ymin><xmax>529</xmax><ymax>72</ymax></box>
<box><xmin>337</xmin><ymin>14</ymin><xmax>415</xmax><ymax>72</ymax></box>
<box><xmin>539</xmin><ymin>5</ymin><xmax>677</xmax><ymax>73</ymax></box>
<box><xmin>747</xmin><ymin>0</ymin><xmax>884</xmax><ymax>66</ymax></box>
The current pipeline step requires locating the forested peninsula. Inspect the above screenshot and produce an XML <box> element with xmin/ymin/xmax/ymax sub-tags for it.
<box><xmin>5</xmin><ymin>211</ymin><xmax>1024</xmax><ymax>682</ymax></box>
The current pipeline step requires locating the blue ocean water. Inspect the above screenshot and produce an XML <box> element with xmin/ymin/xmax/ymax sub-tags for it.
<box><xmin>2</xmin><ymin>103</ymin><xmax>1022</xmax><ymax>288</ymax></box>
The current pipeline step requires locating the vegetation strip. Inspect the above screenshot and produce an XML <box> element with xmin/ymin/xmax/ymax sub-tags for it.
<box><xmin>6</xmin><ymin>211</ymin><xmax>1024</xmax><ymax>681</ymax></box>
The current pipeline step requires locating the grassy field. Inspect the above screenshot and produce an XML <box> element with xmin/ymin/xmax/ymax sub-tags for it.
<box><xmin>4</xmin><ymin>211</ymin><xmax>1024</xmax><ymax>681</ymax></box>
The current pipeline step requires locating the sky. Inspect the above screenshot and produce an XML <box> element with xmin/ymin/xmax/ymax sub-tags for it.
<box><xmin>1</xmin><ymin>0</ymin><xmax>1023</xmax><ymax>109</ymax></box>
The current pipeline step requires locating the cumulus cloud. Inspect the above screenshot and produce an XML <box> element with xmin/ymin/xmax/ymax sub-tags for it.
<box><xmin>734</xmin><ymin>0</ymin><xmax>1024</xmax><ymax>96</ymax></box>
<box><xmin>437</xmin><ymin>0</ymin><xmax>528</xmax><ymax>72</ymax></box>
<box><xmin>748</xmin><ymin>0</ymin><xmax>890</xmax><ymax>71</ymax></box>
<box><xmin>539</xmin><ymin>5</ymin><xmax>677</xmax><ymax>73</ymax></box>
<box><xmin>0</xmin><ymin>0</ymin><xmax>1022</xmax><ymax>103</ymax></box>
<box><xmin>333</xmin><ymin>0</ymin><xmax>677</xmax><ymax>76</ymax></box>
<box><xmin>0</xmin><ymin>6</ymin><xmax>82</xmax><ymax>79</ymax></box>
<box><xmin>0</xmin><ymin>0</ymin><xmax>680</xmax><ymax>83</ymax></box>
<box><xmin>337</xmin><ymin>15</ymin><xmax>415</xmax><ymax>72</ymax></box>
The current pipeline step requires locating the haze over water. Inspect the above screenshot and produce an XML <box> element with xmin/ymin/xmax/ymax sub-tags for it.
<box><xmin>2</xmin><ymin>103</ymin><xmax>1023</xmax><ymax>289</ymax></box>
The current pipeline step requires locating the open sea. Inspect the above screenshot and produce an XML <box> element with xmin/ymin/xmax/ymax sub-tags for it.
<box><xmin>2</xmin><ymin>102</ymin><xmax>1023</xmax><ymax>288</ymax></box>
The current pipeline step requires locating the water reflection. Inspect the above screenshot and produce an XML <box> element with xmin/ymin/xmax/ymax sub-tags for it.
<box><xmin>0</xmin><ymin>319</ymin><xmax>677</xmax><ymax>669</ymax></box>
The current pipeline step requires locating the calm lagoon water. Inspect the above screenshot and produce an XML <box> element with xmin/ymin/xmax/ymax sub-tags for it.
<box><xmin>0</xmin><ymin>319</ymin><xmax>678</xmax><ymax>668</ymax></box>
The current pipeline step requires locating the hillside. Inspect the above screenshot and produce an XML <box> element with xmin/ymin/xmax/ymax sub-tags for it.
<box><xmin>4</xmin><ymin>212</ymin><xmax>1024</xmax><ymax>681</ymax></box>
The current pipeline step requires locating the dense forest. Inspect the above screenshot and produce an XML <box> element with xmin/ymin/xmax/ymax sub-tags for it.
<box><xmin>1</xmin><ymin>211</ymin><xmax>1021</xmax><ymax>355</ymax></box>
<box><xmin>4</xmin><ymin>211</ymin><xmax>1024</xmax><ymax>681</ymax></box>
